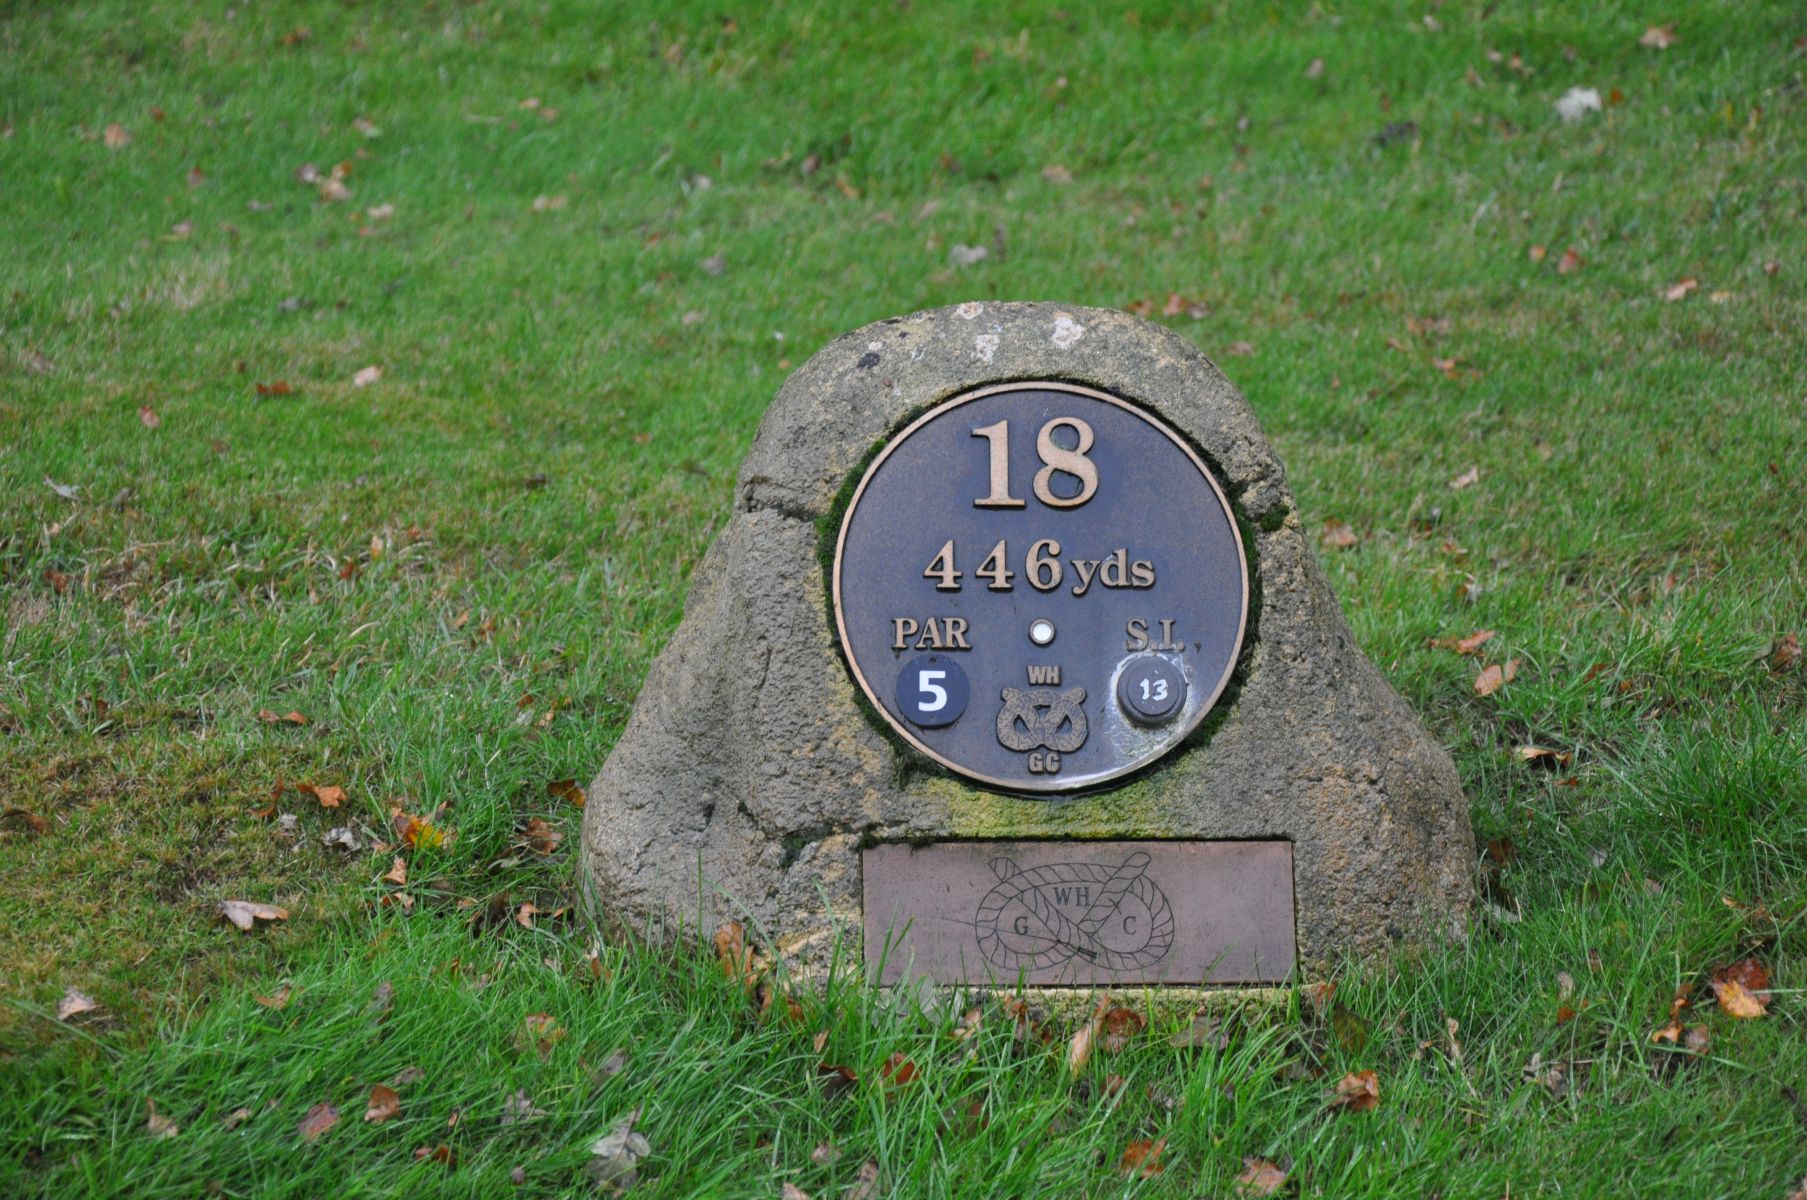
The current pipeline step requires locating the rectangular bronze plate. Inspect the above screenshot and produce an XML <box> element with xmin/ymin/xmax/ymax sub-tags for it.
<box><xmin>862</xmin><ymin>840</ymin><xmax>1295</xmax><ymax>987</ymax></box>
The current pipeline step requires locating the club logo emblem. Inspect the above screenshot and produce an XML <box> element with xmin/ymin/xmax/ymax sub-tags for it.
<box><xmin>973</xmin><ymin>853</ymin><xmax>1174</xmax><ymax>973</ymax></box>
<box><xmin>996</xmin><ymin>686</ymin><xmax>1088</xmax><ymax>753</ymax></box>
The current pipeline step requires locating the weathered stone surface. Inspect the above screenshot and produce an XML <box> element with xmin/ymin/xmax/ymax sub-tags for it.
<box><xmin>582</xmin><ymin>301</ymin><xmax>1473</xmax><ymax>975</ymax></box>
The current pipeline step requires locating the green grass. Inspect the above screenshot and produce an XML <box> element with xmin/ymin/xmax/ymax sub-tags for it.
<box><xmin>3</xmin><ymin>0</ymin><xmax>1805</xmax><ymax>1195</ymax></box>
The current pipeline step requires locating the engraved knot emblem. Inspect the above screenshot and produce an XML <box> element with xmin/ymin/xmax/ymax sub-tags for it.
<box><xmin>996</xmin><ymin>686</ymin><xmax>1088</xmax><ymax>753</ymax></box>
<box><xmin>973</xmin><ymin>853</ymin><xmax>1174</xmax><ymax>974</ymax></box>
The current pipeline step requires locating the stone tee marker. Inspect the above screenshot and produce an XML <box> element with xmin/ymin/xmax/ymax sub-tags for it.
<box><xmin>583</xmin><ymin>301</ymin><xmax>1472</xmax><ymax>988</ymax></box>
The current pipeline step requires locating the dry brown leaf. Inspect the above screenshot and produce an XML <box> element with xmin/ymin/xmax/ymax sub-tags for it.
<box><xmin>297</xmin><ymin>782</ymin><xmax>345</xmax><ymax>809</ymax></box>
<box><xmin>1429</xmin><ymin>629</ymin><xmax>1496</xmax><ymax>655</ymax></box>
<box><xmin>781</xmin><ymin>1184</ymin><xmax>812</xmax><ymax>1200</ymax></box>
<box><xmin>880</xmin><ymin>1051</ymin><xmax>918</xmax><ymax>1091</ymax></box>
<box><xmin>1224</xmin><ymin>341</ymin><xmax>1255</xmax><ymax>357</ymax></box>
<box><xmin>146</xmin><ymin>1099</ymin><xmax>180</xmax><ymax>1139</ymax></box>
<box><xmin>221</xmin><ymin>1106</ymin><xmax>253</xmax><ymax>1130</ymax></box>
<box><xmin>547</xmin><ymin>778</ymin><xmax>586</xmax><ymax>807</ymax></box>
<box><xmin>1709</xmin><ymin>977</ymin><xmax>1766</xmax><ymax>1019</ymax></box>
<box><xmin>1639</xmin><ymin>23</ymin><xmax>1677</xmax><ymax>49</ymax></box>
<box><xmin>391</xmin><ymin>1066</ymin><xmax>426</xmax><ymax>1087</ymax></box>
<box><xmin>298</xmin><ymin>1101</ymin><xmax>339</xmax><ymax>1141</ymax></box>
<box><xmin>138</xmin><ymin>405</ymin><xmax>161</xmax><ymax>429</ymax></box>
<box><xmin>364</xmin><ymin>1084</ymin><xmax>401</xmax><ymax>1124</ymax></box>
<box><xmin>1320</xmin><ymin>520</ymin><xmax>1359</xmax><ymax>550</ymax></box>
<box><xmin>56</xmin><ymin>987</ymin><xmax>101</xmax><ymax>1021</ymax></box>
<box><xmin>352</xmin><ymin>365</ymin><xmax>382</xmax><ymax>388</ymax></box>
<box><xmin>255</xmin><ymin>381</ymin><xmax>294</xmax><ymax>397</ymax></box>
<box><xmin>522</xmin><ymin>816</ymin><xmax>562</xmax><ymax>855</ymax></box>
<box><xmin>1518</xmin><ymin>745</ymin><xmax>1573</xmax><ymax>766</ymax></box>
<box><xmin>847</xmin><ymin>1160</ymin><xmax>881</xmax><ymax>1200</ymax></box>
<box><xmin>381</xmin><ymin>857</ymin><xmax>408</xmax><ymax>886</ymax></box>
<box><xmin>1067</xmin><ymin>994</ymin><xmax>1110</xmax><ymax>1078</ymax></box>
<box><xmin>1528</xmin><ymin>244</ymin><xmax>1547</xmax><ymax>263</ymax></box>
<box><xmin>1663</xmin><ymin>277</ymin><xmax>1699</xmax><ymax>302</ymax></box>
<box><xmin>1099</xmin><ymin>1006</ymin><xmax>1146</xmax><ymax>1054</ymax></box>
<box><xmin>1305</xmin><ymin>57</ymin><xmax>1325</xmax><ymax>78</ymax></box>
<box><xmin>1236</xmin><ymin>1156</ymin><xmax>1289</xmax><ymax>1195</ymax></box>
<box><xmin>1448</xmin><ymin>465</ymin><xmax>1481</xmax><ymax>490</ymax></box>
<box><xmin>256</xmin><ymin>708</ymin><xmax>308</xmax><ymax>726</ymax></box>
<box><xmin>1558</xmin><ymin>248</ymin><xmax>1584</xmax><ymax>275</ymax></box>
<box><xmin>219</xmin><ymin>900</ymin><xmax>288</xmax><ymax>931</ymax></box>
<box><xmin>1474</xmin><ymin>659</ymin><xmax>1520</xmax><ymax>697</ymax></box>
<box><xmin>520</xmin><ymin>1012</ymin><xmax>566</xmax><ymax>1057</ymax></box>
<box><xmin>500</xmin><ymin>1088</ymin><xmax>547</xmax><ymax>1126</ymax></box>
<box><xmin>816</xmin><ymin>1063</ymin><xmax>858</xmax><ymax>1099</ymax></box>
<box><xmin>414</xmin><ymin>1144</ymin><xmax>456</xmax><ymax>1166</ymax></box>
<box><xmin>104</xmin><ymin>122</ymin><xmax>129</xmax><ymax>149</ymax></box>
<box><xmin>1119</xmin><ymin>1138</ymin><xmax>1166</xmax><ymax>1178</ymax></box>
<box><xmin>1769</xmin><ymin>634</ymin><xmax>1802</xmax><ymax>673</ymax></box>
<box><xmin>1168</xmin><ymin>1011</ymin><xmax>1228</xmax><ymax>1051</ymax></box>
<box><xmin>1</xmin><ymin>807</ymin><xmax>49</xmax><ymax>835</ymax></box>
<box><xmin>810</xmin><ymin>1141</ymin><xmax>841</xmax><ymax>1166</ymax></box>
<box><xmin>255</xmin><ymin>985</ymin><xmax>293</xmax><ymax>1010</ymax></box>
<box><xmin>1329</xmin><ymin>1069</ymin><xmax>1380</xmax><ymax>1113</ymax></box>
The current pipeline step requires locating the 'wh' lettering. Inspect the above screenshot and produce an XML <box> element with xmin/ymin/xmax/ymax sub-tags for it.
<box><xmin>1053</xmin><ymin>886</ymin><xmax>1091</xmax><ymax>906</ymax></box>
<box><xmin>1027</xmin><ymin>665</ymin><xmax>1061</xmax><ymax>685</ymax></box>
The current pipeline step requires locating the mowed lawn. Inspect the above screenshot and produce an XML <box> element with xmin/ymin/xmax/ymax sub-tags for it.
<box><xmin>3</xmin><ymin>1</ymin><xmax>1805</xmax><ymax>1196</ymax></box>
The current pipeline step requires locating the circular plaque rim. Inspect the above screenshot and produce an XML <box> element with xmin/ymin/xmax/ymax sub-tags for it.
<box><xmin>832</xmin><ymin>380</ymin><xmax>1251</xmax><ymax>794</ymax></box>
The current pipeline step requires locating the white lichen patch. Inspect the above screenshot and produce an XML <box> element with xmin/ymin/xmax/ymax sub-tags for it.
<box><xmin>1051</xmin><ymin>313</ymin><xmax>1086</xmax><ymax>349</ymax></box>
<box><xmin>973</xmin><ymin>333</ymin><xmax>1000</xmax><ymax>363</ymax></box>
<box><xmin>956</xmin><ymin>302</ymin><xmax>983</xmax><ymax>320</ymax></box>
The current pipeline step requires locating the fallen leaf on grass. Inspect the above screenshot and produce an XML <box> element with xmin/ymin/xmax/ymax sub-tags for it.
<box><xmin>781</xmin><ymin>1185</ymin><xmax>812</xmax><ymax>1200</ymax></box>
<box><xmin>1100</xmin><ymin>1007</ymin><xmax>1146</xmax><ymax>1053</ymax></box>
<box><xmin>1528</xmin><ymin>244</ymin><xmax>1548</xmax><ymax>263</ymax></box>
<box><xmin>1319</xmin><ymin>520</ymin><xmax>1358</xmax><ymax>550</ymax></box>
<box><xmin>847</xmin><ymin>1161</ymin><xmax>881</xmax><ymax>1200</ymax></box>
<box><xmin>1040</xmin><ymin>163</ymin><xmax>1073</xmax><ymax>184</ymax></box>
<box><xmin>352</xmin><ymin>365</ymin><xmax>382</xmax><ymax>388</ymax></box>
<box><xmin>1429</xmin><ymin>629</ymin><xmax>1496</xmax><ymax>655</ymax></box>
<box><xmin>1067</xmin><ymin>994</ymin><xmax>1110</xmax><ymax>1078</ymax></box>
<box><xmin>255</xmin><ymin>985</ymin><xmax>293</xmax><ymax>1010</ymax></box>
<box><xmin>254</xmin><ymin>381</ymin><xmax>293</xmax><ymax>397</ymax></box>
<box><xmin>381</xmin><ymin>857</ymin><xmax>407</xmax><ymax>886</ymax></box>
<box><xmin>146</xmin><ymin>1099</ymin><xmax>180</xmax><ymax>1139</ymax></box>
<box><xmin>1663</xmin><ymin>277</ymin><xmax>1699</xmax><ymax>302</ymax></box>
<box><xmin>1223</xmin><ymin>341</ymin><xmax>1255</xmax><ymax>357</ymax></box>
<box><xmin>1236</xmin><ymin>1156</ymin><xmax>1288</xmax><ymax>1195</ymax></box>
<box><xmin>256</xmin><ymin>709</ymin><xmax>308</xmax><ymax>726</ymax></box>
<box><xmin>530</xmin><ymin>194</ymin><xmax>568</xmax><ymax>213</ymax></box>
<box><xmin>1558</xmin><ymin>247</ymin><xmax>1584</xmax><ymax>274</ymax></box>
<box><xmin>1708</xmin><ymin>969</ymin><xmax>1768</xmax><ymax>1019</ymax></box>
<box><xmin>298</xmin><ymin>1102</ymin><xmax>339</xmax><ymax>1142</ymax></box>
<box><xmin>365</xmin><ymin>1084</ymin><xmax>401</xmax><ymax>1124</ymax></box>
<box><xmin>2</xmin><ymin>808</ymin><xmax>50</xmax><ymax>835</ymax></box>
<box><xmin>521</xmin><ymin>816</ymin><xmax>562</xmax><ymax>855</ymax></box>
<box><xmin>587</xmin><ymin>1107</ymin><xmax>650</xmax><ymax>1191</ymax></box>
<box><xmin>547</xmin><ymin>778</ymin><xmax>586</xmax><ymax>807</ymax></box>
<box><xmin>414</xmin><ymin>1144</ymin><xmax>456</xmax><ymax>1166</ymax></box>
<box><xmin>1518</xmin><ymin>745</ymin><xmax>1573</xmax><ymax>766</ymax></box>
<box><xmin>816</xmin><ymin>1064</ymin><xmax>858</xmax><ymax>1098</ymax></box>
<box><xmin>810</xmin><ymin>1141</ymin><xmax>841</xmax><ymax>1166</ymax></box>
<box><xmin>139</xmin><ymin>405</ymin><xmax>161</xmax><ymax>429</ymax></box>
<box><xmin>518</xmin><ymin>1012</ymin><xmax>566</xmax><ymax>1058</ymax></box>
<box><xmin>368</xmin><ymin>979</ymin><xmax>394</xmax><ymax>1016</ymax></box>
<box><xmin>1168</xmin><ymin>1011</ymin><xmax>1228</xmax><ymax>1050</ymax></box>
<box><xmin>104</xmin><ymin>123</ymin><xmax>130</xmax><ymax>149</ymax></box>
<box><xmin>1639</xmin><ymin>24</ymin><xmax>1678</xmax><ymax>49</ymax></box>
<box><xmin>1770</xmin><ymin>634</ymin><xmax>1801</xmax><ymax>673</ymax></box>
<box><xmin>219</xmin><ymin>900</ymin><xmax>288</xmax><ymax>931</ymax></box>
<box><xmin>1474</xmin><ymin>660</ymin><xmax>1520</xmax><ymax>697</ymax></box>
<box><xmin>1328</xmin><ymin>1070</ymin><xmax>1380</xmax><ymax>1113</ymax></box>
<box><xmin>880</xmin><ymin>1052</ymin><xmax>918</xmax><ymax>1091</ymax></box>
<box><xmin>1448</xmin><ymin>465</ymin><xmax>1480</xmax><ymax>490</ymax></box>
<box><xmin>499</xmin><ymin>1088</ymin><xmax>546</xmax><ymax>1126</ymax></box>
<box><xmin>222</xmin><ymin>1106</ymin><xmax>253</xmax><ymax>1130</ymax></box>
<box><xmin>296</xmin><ymin>782</ymin><xmax>345</xmax><ymax>808</ymax></box>
<box><xmin>1119</xmin><ymin>1138</ymin><xmax>1166</xmax><ymax>1178</ymax></box>
<box><xmin>57</xmin><ymin>987</ymin><xmax>102</xmax><ymax>1022</ymax></box>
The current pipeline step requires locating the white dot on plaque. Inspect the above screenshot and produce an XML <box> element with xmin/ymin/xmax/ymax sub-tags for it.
<box><xmin>1029</xmin><ymin>619</ymin><xmax>1056</xmax><ymax>646</ymax></box>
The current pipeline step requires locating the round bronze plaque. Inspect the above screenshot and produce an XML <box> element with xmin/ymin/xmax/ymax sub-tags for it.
<box><xmin>833</xmin><ymin>382</ymin><xmax>1248</xmax><ymax>793</ymax></box>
